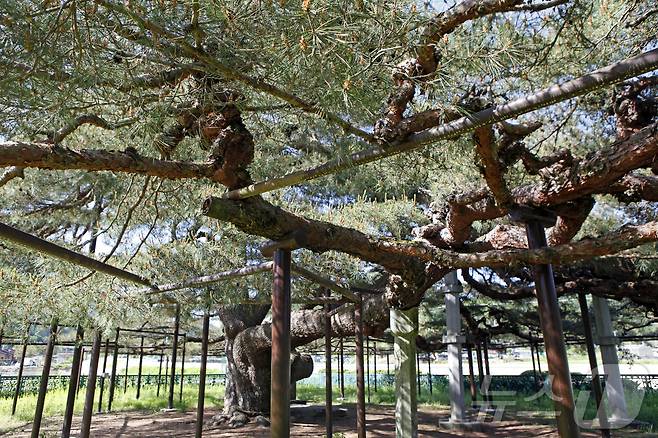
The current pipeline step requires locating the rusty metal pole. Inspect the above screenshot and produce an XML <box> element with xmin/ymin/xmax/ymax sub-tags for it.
<box><xmin>77</xmin><ymin>348</ymin><xmax>85</xmax><ymax>397</ymax></box>
<box><xmin>97</xmin><ymin>338</ymin><xmax>110</xmax><ymax>412</ymax></box>
<box><xmin>164</xmin><ymin>355</ymin><xmax>169</xmax><ymax>385</ymax></box>
<box><xmin>271</xmin><ymin>248</ymin><xmax>292</xmax><ymax>438</ymax></box>
<box><xmin>466</xmin><ymin>343</ymin><xmax>477</xmax><ymax>405</ymax></box>
<box><xmin>535</xmin><ymin>342</ymin><xmax>543</xmax><ymax>375</ymax></box>
<box><xmin>476</xmin><ymin>341</ymin><xmax>485</xmax><ymax>401</ymax></box>
<box><xmin>108</xmin><ymin>329</ymin><xmax>120</xmax><ymax>412</ymax></box>
<box><xmin>168</xmin><ymin>304</ymin><xmax>181</xmax><ymax>409</ymax></box>
<box><xmin>354</xmin><ymin>295</ymin><xmax>366</xmax><ymax>438</ymax></box>
<box><xmin>339</xmin><ymin>337</ymin><xmax>345</xmax><ymax>398</ymax></box>
<box><xmin>373</xmin><ymin>341</ymin><xmax>377</xmax><ymax>393</ymax></box>
<box><xmin>530</xmin><ymin>342</ymin><xmax>539</xmax><ymax>390</ymax></box>
<box><xmin>31</xmin><ymin>318</ymin><xmax>58</xmax><ymax>438</ymax></box>
<box><xmin>521</xmin><ymin>212</ymin><xmax>581</xmax><ymax>438</ymax></box>
<box><xmin>80</xmin><ymin>330</ymin><xmax>102</xmax><ymax>438</ymax></box>
<box><xmin>62</xmin><ymin>325</ymin><xmax>84</xmax><ymax>438</ymax></box>
<box><xmin>157</xmin><ymin>353</ymin><xmax>164</xmax><ymax>397</ymax></box>
<box><xmin>196</xmin><ymin>313</ymin><xmax>210</xmax><ymax>438</ymax></box>
<box><xmin>416</xmin><ymin>351</ymin><xmax>421</xmax><ymax>396</ymax></box>
<box><xmin>11</xmin><ymin>324</ymin><xmax>30</xmax><ymax>416</ymax></box>
<box><xmin>136</xmin><ymin>336</ymin><xmax>144</xmax><ymax>399</ymax></box>
<box><xmin>123</xmin><ymin>351</ymin><xmax>129</xmax><ymax>393</ymax></box>
<box><xmin>179</xmin><ymin>335</ymin><xmax>187</xmax><ymax>403</ymax></box>
<box><xmin>324</xmin><ymin>290</ymin><xmax>333</xmax><ymax>438</ymax></box>
<box><xmin>366</xmin><ymin>336</ymin><xmax>370</xmax><ymax>403</ymax></box>
<box><xmin>483</xmin><ymin>337</ymin><xmax>491</xmax><ymax>403</ymax></box>
<box><xmin>427</xmin><ymin>353</ymin><xmax>433</xmax><ymax>395</ymax></box>
<box><xmin>577</xmin><ymin>293</ymin><xmax>610</xmax><ymax>438</ymax></box>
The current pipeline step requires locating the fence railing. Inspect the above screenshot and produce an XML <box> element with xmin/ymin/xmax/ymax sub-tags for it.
<box><xmin>0</xmin><ymin>374</ymin><xmax>226</xmax><ymax>398</ymax></box>
<box><xmin>2</xmin><ymin>373</ymin><xmax>657</xmax><ymax>399</ymax></box>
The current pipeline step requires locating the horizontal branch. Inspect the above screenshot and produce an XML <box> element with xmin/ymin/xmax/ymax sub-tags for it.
<box><xmin>148</xmin><ymin>262</ymin><xmax>274</xmax><ymax>294</ymax></box>
<box><xmin>202</xmin><ymin>195</ymin><xmax>428</xmax><ymax>276</ymax></box>
<box><xmin>0</xmin><ymin>141</ymin><xmax>220</xmax><ymax>182</ymax></box>
<box><xmin>51</xmin><ymin>114</ymin><xmax>136</xmax><ymax>144</ymax></box>
<box><xmin>0</xmin><ymin>166</ymin><xmax>24</xmax><ymax>187</ymax></box>
<box><xmin>445</xmin><ymin>220</ymin><xmax>658</xmax><ymax>269</ymax></box>
<box><xmin>604</xmin><ymin>174</ymin><xmax>658</xmax><ymax>202</ymax></box>
<box><xmin>512</xmin><ymin>123</ymin><xmax>658</xmax><ymax>206</ymax></box>
<box><xmin>224</xmin><ymin>48</ymin><xmax>658</xmax><ymax>200</ymax></box>
<box><xmin>291</xmin><ymin>264</ymin><xmax>360</xmax><ymax>303</ymax></box>
<box><xmin>418</xmin><ymin>122</ymin><xmax>658</xmax><ymax>248</ymax></box>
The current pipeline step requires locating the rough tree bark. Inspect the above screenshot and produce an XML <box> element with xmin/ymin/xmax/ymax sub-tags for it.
<box><xmin>213</xmin><ymin>294</ymin><xmax>389</xmax><ymax>427</ymax></box>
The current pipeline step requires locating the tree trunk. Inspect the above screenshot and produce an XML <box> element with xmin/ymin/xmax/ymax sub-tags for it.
<box><xmin>213</xmin><ymin>293</ymin><xmax>389</xmax><ymax>427</ymax></box>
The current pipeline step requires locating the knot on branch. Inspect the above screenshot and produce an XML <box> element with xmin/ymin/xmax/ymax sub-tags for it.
<box><xmin>385</xmin><ymin>275</ymin><xmax>419</xmax><ymax>309</ymax></box>
<box><xmin>612</xmin><ymin>76</ymin><xmax>658</xmax><ymax>141</ymax></box>
<box><xmin>374</xmin><ymin>59</ymin><xmax>423</xmax><ymax>142</ymax></box>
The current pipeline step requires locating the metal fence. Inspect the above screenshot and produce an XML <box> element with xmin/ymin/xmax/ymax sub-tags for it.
<box><xmin>0</xmin><ymin>373</ymin><xmax>226</xmax><ymax>398</ymax></box>
<box><xmin>2</xmin><ymin>373</ymin><xmax>657</xmax><ymax>399</ymax></box>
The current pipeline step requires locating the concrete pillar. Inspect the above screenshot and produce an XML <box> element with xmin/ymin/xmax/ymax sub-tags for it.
<box><xmin>443</xmin><ymin>271</ymin><xmax>465</xmax><ymax>422</ymax></box>
<box><xmin>390</xmin><ymin>307</ymin><xmax>418</xmax><ymax>438</ymax></box>
<box><xmin>591</xmin><ymin>296</ymin><xmax>628</xmax><ymax>422</ymax></box>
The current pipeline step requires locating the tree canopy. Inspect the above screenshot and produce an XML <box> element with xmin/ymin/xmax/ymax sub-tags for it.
<box><xmin>0</xmin><ymin>0</ymin><xmax>657</xmax><ymax>351</ymax></box>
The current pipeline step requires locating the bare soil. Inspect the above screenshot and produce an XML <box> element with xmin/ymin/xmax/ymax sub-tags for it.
<box><xmin>2</xmin><ymin>404</ymin><xmax>643</xmax><ymax>437</ymax></box>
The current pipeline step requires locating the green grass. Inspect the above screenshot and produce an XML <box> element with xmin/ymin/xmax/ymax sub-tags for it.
<box><xmin>297</xmin><ymin>383</ymin><xmax>450</xmax><ymax>407</ymax></box>
<box><xmin>2</xmin><ymin>380</ymin><xmax>656</xmax><ymax>434</ymax></box>
<box><xmin>299</xmin><ymin>381</ymin><xmax>657</xmax><ymax>431</ymax></box>
<box><xmin>0</xmin><ymin>384</ymin><xmax>225</xmax><ymax>434</ymax></box>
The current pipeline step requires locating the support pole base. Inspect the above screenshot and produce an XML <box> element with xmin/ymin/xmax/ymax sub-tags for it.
<box><xmin>438</xmin><ymin>420</ymin><xmax>484</xmax><ymax>432</ymax></box>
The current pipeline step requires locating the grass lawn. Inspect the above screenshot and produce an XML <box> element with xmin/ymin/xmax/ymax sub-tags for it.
<box><xmin>1</xmin><ymin>380</ymin><xmax>656</xmax><ymax>434</ymax></box>
<box><xmin>0</xmin><ymin>384</ymin><xmax>225</xmax><ymax>434</ymax></box>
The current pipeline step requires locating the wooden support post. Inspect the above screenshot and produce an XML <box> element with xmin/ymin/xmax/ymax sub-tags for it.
<box><xmin>354</xmin><ymin>295</ymin><xmax>366</xmax><ymax>438</ymax></box>
<box><xmin>108</xmin><ymin>329</ymin><xmax>120</xmax><ymax>412</ymax></box>
<box><xmin>427</xmin><ymin>353</ymin><xmax>433</xmax><ymax>395</ymax></box>
<box><xmin>123</xmin><ymin>352</ymin><xmax>129</xmax><ymax>393</ymax></box>
<box><xmin>81</xmin><ymin>330</ymin><xmax>102</xmax><ymax>438</ymax></box>
<box><xmin>157</xmin><ymin>353</ymin><xmax>164</xmax><ymax>397</ymax></box>
<box><xmin>577</xmin><ymin>293</ymin><xmax>610</xmax><ymax>438</ymax></box>
<box><xmin>62</xmin><ymin>325</ymin><xmax>84</xmax><ymax>438</ymax></box>
<box><xmin>324</xmin><ymin>290</ymin><xmax>333</xmax><ymax>438</ymax></box>
<box><xmin>530</xmin><ymin>342</ymin><xmax>539</xmax><ymax>390</ymax></box>
<box><xmin>179</xmin><ymin>336</ymin><xmax>187</xmax><ymax>402</ymax></box>
<box><xmin>416</xmin><ymin>351</ymin><xmax>421</xmax><ymax>396</ymax></box>
<box><xmin>31</xmin><ymin>318</ymin><xmax>58</xmax><ymax>438</ymax></box>
<box><xmin>517</xmin><ymin>209</ymin><xmax>581</xmax><ymax>438</ymax></box>
<box><xmin>391</xmin><ymin>307</ymin><xmax>418</xmax><ymax>438</ymax></box>
<box><xmin>196</xmin><ymin>313</ymin><xmax>210</xmax><ymax>438</ymax></box>
<box><xmin>136</xmin><ymin>336</ymin><xmax>144</xmax><ymax>399</ymax></box>
<box><xmin>77</xmin><ymin>348</ymin><xmax>85</xmax><ymax>397</ymax></box>
<box><xmin>98</xmin><ymin>338</ymin><xmax>110</xmax><ymax>413</ymax></box>
<box><xmin>339</xmin><ymin>337</ymin><xmax>345</xmax><ymax>398</ymax></box>
<box><xmin>169</xmin><ymin>304</ymin><xmax>181</xmax><ymax>409</ymax></box>
<box><xmin>591</xmin><ymin>296</ymin><xmax>628</xmax><ymax>422</ymax></box>
<box><xmin>466</xmin><ymin>343</ymin><xmax>477</xmax><ymax>405</ymax></box>
<box><xmin>483</xmin><ymin>337</ymin><xmax>491</xmax><ymax>403</ymax></box>
<box><xmin>476</xmin><ymin>341</ymin><xmax>485</xmax><ymax>399</ymax></box>
<box><xmin>12</xmin><ymin>324</ymin><xmax>29</xmax><ymax>416</ymax></box>
<box><xmin>271</xmin><ymin>248</ymin><xmax>292</xmax><ymax>438</ymax></box>
<box><xmin>366</xmin><ymin>336</ymin><xmax>370</xmax><ymax>403</ymax></box>
<box><xmin>165</xmin><ymin>355</ymin><xmax>169</xmax><ymax>384</ymax></box>
<box><xmin>373</xmin><ymin>341</ymin><xmax>377</xmax><ymax>392</ymax></box>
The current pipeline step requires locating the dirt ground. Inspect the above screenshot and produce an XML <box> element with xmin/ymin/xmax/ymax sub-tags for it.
<box><xmin>3</xmin><ymin>404</ymin><xmax>647</xmax><ymax>437</ymax></box>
